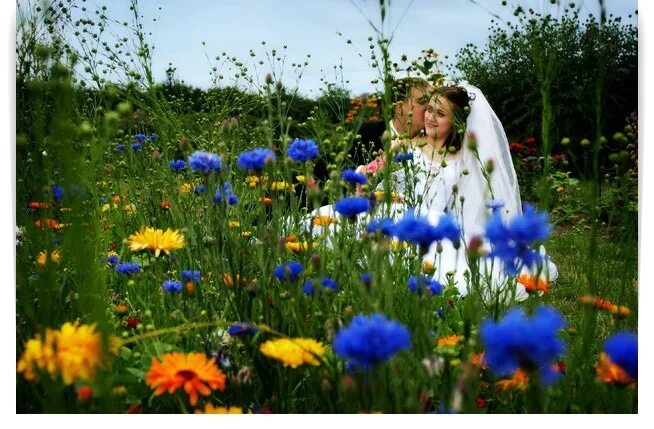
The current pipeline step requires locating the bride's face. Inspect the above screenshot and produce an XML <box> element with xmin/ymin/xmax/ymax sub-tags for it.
<box><xmin>424</xmin><ymin>96</ymin><xmax>453</xmax><ymax>141</ymax></box>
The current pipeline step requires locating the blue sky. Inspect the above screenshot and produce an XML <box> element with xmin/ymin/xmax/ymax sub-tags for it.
<box><xmin>80</xmin><ymin>0</ymin><xmax>638</xmax><ymax>97</ymax></box>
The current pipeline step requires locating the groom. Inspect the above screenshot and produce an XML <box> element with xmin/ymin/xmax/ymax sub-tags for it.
<box><xmin>350</xmin><ymin>77</ymin><xmax>429</xmax><ymax>167</ymax></box>
<box><xmin>298</xmin><ymin>77</ymin><xmax>429</xmax><ymax>208</ymax></box>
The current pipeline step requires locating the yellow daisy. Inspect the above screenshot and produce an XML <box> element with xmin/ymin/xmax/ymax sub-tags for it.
<box><xmin>128</xmin><ymin>227</ymin><xmax>185</xmax><ymax>257</ymax></box>
<box><xmin>259</xmin><ymin>338</ymin><xmax>326</xmax><ymax>368</ymax></box>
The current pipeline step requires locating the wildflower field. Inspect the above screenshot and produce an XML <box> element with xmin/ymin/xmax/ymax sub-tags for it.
<box><xmin>15</xmin><ymin>0</ymin><xmax>638</xmax><ymax>414</ymax></box>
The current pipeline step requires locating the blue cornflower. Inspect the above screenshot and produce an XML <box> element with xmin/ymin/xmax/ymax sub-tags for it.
<box><xmin>52</xmin><ymin>185</ymin><xmax>64</xmax><ymax>202</ymax></box>
<box><xmin>366</xmin><ymin>218</ymin><xmax>395</xmax><ymax>236</ymax></box>
<box><xmin>360</xmin><ymin>272</ymin><xmax>372</xmax><ymax>288</ymax></box>
<box><xmin>480</xmin><ymin>306</ymin><xmax>566</xmax><ymax>384</ymax></box>
<box><xmin>192</xmin><ymin>185</ymin><xmax>206</xmax><ymax>195</ymax></box>
<box><xmin>115</xmin><ymin>262</ymin><xmax>141</xmax><ymax>275</ymax></box>
<box><xmin>115</xmin><ymin>144</ymin><xmax>126</xmax><ymax>151</ymax></box>
<box><xmin>302</xmin><ymin>276</ymin><xmax>338</xmax><ymax>295</ymax></box>
<box><xmin>134</xmin><ymin>133</ymin><xmax>147</xmax><ymax>143</ymax></box>
<box><xmin>333</xmin><ymin>313</ymin><xmax>411</xmax><ymax>370</ymax></box>
<box><xmin>341</xmin><ymin>169</ymin><xmax>368</xmax><ymax>185</ymax></box>
<box><xmin>394</xmin><ymin>152</ymin><xmax>414</xmax><ymax>163</ymax></box>
<box><xmin>391</xmin><ymin>210</ymin><xmax>440</xmax><ymax>249</ymax></box>
<box><xmin>236</xmin><ymin>148</ymin><xmax>276</xmax><ymax>171</ymax></box>
<box><xmin>213</xmin><ymin>183</ymin><xmax>238</xmax><ymax>205</ymax></box>
<box><xmin>486</xmin><ymin>199</ymin><xmax>505</xmax><ymax>213</ymax></box>
<box><xmin>169</xmin><ymin>160</ymin><xmax>187</xmax><ymax>172</ymax></box>
<box><xmin>273</xmin><ymin>261</ymin><xmax>304</xmax><ymax>282</ymax></box>
<box><xmin>408</xmin><ymin>275</ymin><xmax>443</xmax><ymax>296</ymax></box>
<box><xmin>335</xmin><ymin>197</ymin><xmax>371</xmax><ymax>218</ymax></box>
<box><xmin>604</xmin><ymin>332</ymin><xmax>638</xmax><ymax>380</ymax></box>
<box><xmin>147</xmin><ymin>133</ymin><xmax>158</xmax><ymax>142</ymax></box>
<box><xmin>162</xmin><ymin>279</ymin><xmax>183</xmax><ymax>293</ymax></box>
<box><xmin>107</xmin><ymin>255</ymin><xmax>120</xmax><ymax>266</ymax></box>
<box><xmin>182</xmin><ymin>269</ymin><xmax>201</xmax><ymax>282</ymax></box>
<box><xmin>227</xmin><ymin>322</ymin><xmax>258</xmax><ymax>337</ymax></box>
<box><xmin>131</xmin><ymin>142</ymin><xmax>142</xmax><ymax>151</ymax></box>
<box><xmin>188</xmin><ymin>151</ymin><xmax>222</xmax><ymax>174</ymax></box>
<box><xmin>286</xmin><ymin>138</ymin><xmax>320</xmax><ymax>162</ymax></box>
<box><xmin>485</xmin><ymin>204</ymin><xmax>552</xmax><ymax>275</ymax></box>
<box><xmin>432</xmin><ymin>214</ymin><xmax>461</xmax><ymax>243</ymax></box>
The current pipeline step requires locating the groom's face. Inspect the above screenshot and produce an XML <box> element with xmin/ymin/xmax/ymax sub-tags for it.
<box><xmin>398</xmin><ymin>87</ymin><xmax>427</xmax><ymax>137</ymax></box>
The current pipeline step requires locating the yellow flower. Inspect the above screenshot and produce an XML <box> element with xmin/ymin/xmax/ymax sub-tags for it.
<box><xmin>285</xmin><ymin>241</ymin><xmax>318</xmax><ymax>254</ymax></box>
<box><xmin>37</xmin><ymin>248</ymin><xmax>62</xmax><ymax>266</ymax></box>
<box><xmin>17</xmin><ymin>329</ymin><xmax>58</xmax><ymax>381</ymax></box>
<box><xmin>180</xmin><ymin>183</ymin><xmax>193</xmax><ymax>193</ymax></box>
<box><xmin>241</xmin><ymin>231</ymin><xmax>252</xmax><ymax>238</ymax></box>
<box><xmin>259</xmin><ymin>338</ymin><xmax>326</xmax><ymax>368</ymax></box>
<box><xmin>245</xmin><ymin>175</ymin><xmax>261</xmax><ymax>188</ymax></box>
<box><xmin>17</xmin><ymin>322</ymin><xmax>117</xmax><ymax>385</ymax></box>
<box><xmin>270</xmin><ymin>181</ymin><xmax>295</xmax><ymax>191</ymax></box>
<box><xmin>373</xmin><ymin>191</ymin><xmax>404</xmax><ymax>203</ymax></box>
<box><xmin>296</xmin><ymin>175</ymin><xmax>306</xmax><ymax>183</ymax></box>
<box><xmin>123</xmin><ymin>203</ymin><xmax>137</xmax><ymax>214</ymax></box>
<box><xmin>101</xmin><ymin>203</ymin><xmax>115</xmax><ymax>212</ymax></box>
<box><xmin>422</xmin><ymin>261</ymin><xmax>435</xmax><ymax>275</ymax></box>
<box><xmin>391</xmin><ymin>239</ymin><xmax>409</xmax><ymax>251</ymax></box>
<box><xmin>195</xmin><ymin>404</ymin><xmax>243</xmax><ymax>414</ymax></box>
<box><xmin>128</xmin><ymin>227</ymin><xmax>185</xmax><ymax>257</ymax></box>
<box><xmin>228</xmin><ymin>221</ymin><xmax>241</xmax><ymax>228</ymax></box>
<box><xmin>55</xmin><ymin>323</ymin><xmax>104</xmax><ymax>385</ymax></box>
<box><xmin>312</xmin><ymin>215</ymin><xmax>337</xmax><ymax>227</ymax></box>
<box><xmin>496</xmin><ymin>369</ymin><xmax>530</xmax><ymax>391</ymax></box>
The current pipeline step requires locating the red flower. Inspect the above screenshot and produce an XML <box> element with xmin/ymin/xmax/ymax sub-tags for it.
<box><xmin>126</xmin><ymin>316</ymin><xmax>141</xmax><ymax>329</ymax></box>
<box><xmin>77</xmin><ymin>385</ymin><xmax>94</xmax><ymax>403</ymax></box>
<box><xmin>509</xmin><ymin>142</ymin><xmax>523</xmax><ymax>153</ymax></box>
<box><xmin>525</xmin><ymin>137</ymin><xmax>537</xmax><ymax>145</ymax></box>
<box><xmin>552</xmin><ymin>154</ymin><xmax>563</xmax><ymax>162</ymax></box>
<box><xmin>476</xmin><ymin>397</ymin><xmax>487</xmax><ymax>408</ymax></box>
<box><xmin>109</xmin><ymin>242</ymin><xmax>117</xmax><ymax>250</ymax></box>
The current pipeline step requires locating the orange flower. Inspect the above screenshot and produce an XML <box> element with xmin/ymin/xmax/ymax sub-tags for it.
<box><xmin>580</xmin><ymin>295</ymin><xmax>630</xmax><ymax>318</ymax></box>
<box><xmin>29</xmin><ymin>202</ymin><xmax>50</xmax><ymax>209</ymax></box>
<box><xmin>160</xmin><ymin>200</ymin><xmax>171</xmax><ymax>210</ymax></box>
<box><xmin>222</xmin><ymin>273</ymin><xmax>247</xmax><ymax>288</ymax></box>
<box><xmin>312</xmin><ymin>216</ymin><xmax>337</xmax><ymax>227</ymax></box>
<box><xmin>470</xmin><ymin>352</ymin><xmax>488</xmax><ymax>370</ymax></box>
<box><xmin>517</xmin><ymin>274</ymin><xmax>548</xmax><ymax>294</ymax></box>
<box><xmin>145</xmin><ymin>352</ymin><xmax>227</xmax><ymax>407</ymax></box>
<box><xmin>496</xmin><ymin>369</ymin><xmax>530</xmax><ymax>391</ymax></box>
<box><xmin>596</xmin><ymin>352</ymin><xmax>635</xmax><ymax>386</ymax></box>
<box><xmin>259</xmin><ymin>197</ymin><xmax>273</xmax><ymax>206</ymax></box>
<box><xmin>34</xmin><ymin>218</ymin><xmax>64</xmax><ymax>229</ymax></box>
<box><xmin>437</xmin><ymin>335</ymin><xmax>460</xmax><ymax>347</ymax></box>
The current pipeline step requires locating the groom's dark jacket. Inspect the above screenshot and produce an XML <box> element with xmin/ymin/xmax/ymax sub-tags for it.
<box><xmin>293</xmin><ymin>120</ymin><xmax>387</xmax><ymax>210</ymax></box>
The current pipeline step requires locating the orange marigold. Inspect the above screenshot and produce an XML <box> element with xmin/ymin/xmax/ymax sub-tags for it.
<box><xmin>496</xmin><ymin>369</ymin><xmax>530</xmax><ymax>391</ymax></box>
<box><xmin>596</xmin><ymin>352</ymin><xmax>635</xmax><ymax>386</ymax></box>
<box><xmin>437</xmin><ymin>335</ymin><xmax>460</xmax><ymax>347</ymax></box>
<box><xmin>145</xmin><ymin>352</ymin><xmax>227</xmax><ymax>407</ymax></box>
<box><xmin>517</xmin><ymin>274</ymin><xmax>548</xmax><ymax>294</ymax></box>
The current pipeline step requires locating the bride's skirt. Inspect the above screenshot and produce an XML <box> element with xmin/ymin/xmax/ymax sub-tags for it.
<box><xmin>288</xmin><ymin>203</ymin><xmax>558</xmax><ymax>302</ymax></box>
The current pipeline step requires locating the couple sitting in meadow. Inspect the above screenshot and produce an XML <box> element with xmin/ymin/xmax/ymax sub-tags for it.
<box><xmin>305</xmin><ymin>77</ymin><xmax>557</xmax><ymax>300</ymax></box>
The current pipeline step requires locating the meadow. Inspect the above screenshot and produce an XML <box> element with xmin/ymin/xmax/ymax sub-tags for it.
<box><xmin>15</xmin><ymin>0</ymin><xmax>638</xmax><ymax>413</ymax></box>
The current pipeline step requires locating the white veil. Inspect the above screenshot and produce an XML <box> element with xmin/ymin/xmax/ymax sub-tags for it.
<box><xmin>455</xmin><ymin>81</ymin><xmax>522</xmax><ymax>237</ymax></box>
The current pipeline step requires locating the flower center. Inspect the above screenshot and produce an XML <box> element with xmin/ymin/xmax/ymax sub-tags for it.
<box><xmin>176</xmin><ymin>369</ymin><xmax>198</xmax><ymax>381</ymax></box>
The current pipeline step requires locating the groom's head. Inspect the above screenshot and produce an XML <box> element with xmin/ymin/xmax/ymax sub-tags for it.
<box><xmin>391</xmin><ymin>77</ymin><xmax>429</xmax><ymax>137</ymax></box>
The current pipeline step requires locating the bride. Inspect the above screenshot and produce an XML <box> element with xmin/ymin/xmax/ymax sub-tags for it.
<box><xmin>304</xmin><ymin>82</ymin><xmax>556</xmax><ymax>299</ymax></box>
